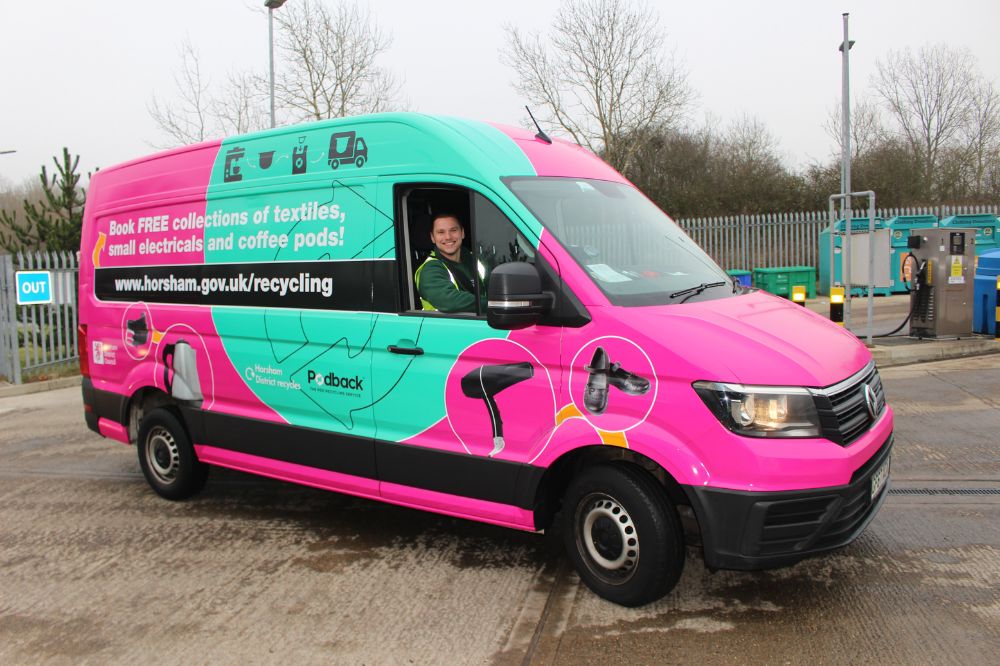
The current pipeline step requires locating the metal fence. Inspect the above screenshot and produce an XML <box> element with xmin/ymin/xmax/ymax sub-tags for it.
<box><xmin>677</xmin><ymin>204</ymin><xmax>1000</xmax><ymax>271</ymax></box>
<box><xmin>0</xmin><ymin>204</ymin><xmax>998</xmax><ymax>383</ymax></box>
<box><xmin>0</xmin><ymin>252</ymin><xmax>80</xmax><ymax>385</ymax></box>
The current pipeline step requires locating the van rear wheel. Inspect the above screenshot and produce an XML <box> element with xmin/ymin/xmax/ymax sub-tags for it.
<box><xmin>562</xmin><ymin>464</ymin><xmax>684</xmax><ymax>606</ymax></box>
<box><xmin>137</xmin><ymin>408</ymin><xmax>208</xmax><ymax>500</ymax></box>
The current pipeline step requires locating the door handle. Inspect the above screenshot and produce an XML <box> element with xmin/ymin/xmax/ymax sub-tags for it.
<box><xmin>388</xmin><ymin>344</ymin><xmax>424</xmax><ymax>356</ymax></box>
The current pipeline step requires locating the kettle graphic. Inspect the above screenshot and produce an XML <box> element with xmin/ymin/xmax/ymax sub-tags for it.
<box><xmin>162</xmin><ymin>340</ymin><xmax>203</xmax><ymax>406</ymax></box>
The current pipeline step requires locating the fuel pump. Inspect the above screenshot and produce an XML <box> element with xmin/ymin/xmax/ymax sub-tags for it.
<box><xmin>907</xmin><ymin>228</ymin><xmax>977</xmax><ymax>338</ymax></box>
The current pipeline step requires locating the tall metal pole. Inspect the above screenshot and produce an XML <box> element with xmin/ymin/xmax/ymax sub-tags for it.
<box><xmin>269</xmin><ymin>6</ymin><xmax>276</xmax><ymax>129</ymax></box>
<box><xmin>840</xmin><ymin>13</ymin><xmax>853</xmax><ymax>331</ymax></box>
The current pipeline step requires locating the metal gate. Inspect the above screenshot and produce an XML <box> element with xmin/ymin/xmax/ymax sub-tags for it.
<box><xmin>0</xmin><ymin>252</ymin><xmax>80</xmax><ymax>385</ymax></box>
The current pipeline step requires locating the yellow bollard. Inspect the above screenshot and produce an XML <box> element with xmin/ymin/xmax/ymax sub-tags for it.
<box><xmin>830</xmin><ymin>287</ymin><xmax>845</xmax><ymax>326</ymax></box>
<box><xmin>792</xmin><ymin>285</ymin><xmax>807</xmax><ymax>306</ymax></box>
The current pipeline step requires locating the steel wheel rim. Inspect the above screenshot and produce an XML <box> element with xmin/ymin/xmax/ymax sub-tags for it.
<box><xmin>576</xmin><ymin>492</ymin><xmax>639</xmax><ymax>584</ymax></box>
<box><xmin>145</xmin><ymin>426</ymin><xmax>180</xmax><ymax>484</ymax></box>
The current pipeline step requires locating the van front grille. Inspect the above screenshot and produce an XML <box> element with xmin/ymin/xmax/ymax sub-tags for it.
<box><xmin>814</xmin><ymin>363</ymin><xmax>886</xmax><ymax>446</ymax></box>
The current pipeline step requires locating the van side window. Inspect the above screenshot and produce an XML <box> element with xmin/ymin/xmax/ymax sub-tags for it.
<box><xmin>398</xmin><ymin>186</ymin><xmax>533</xmax><ymax>315</ymax></box>
<box><xmin>472</xmin><ymin>193</ymin><xmax>536</xmax><ymax>284</ymax></box>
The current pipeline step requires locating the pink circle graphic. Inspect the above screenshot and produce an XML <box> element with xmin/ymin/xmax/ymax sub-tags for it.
<box><xmin>569</xmin><ymin>336</ymin><xmax>658</xmax><ymax>432</ymax></box>
<box><xmin>445</xmin><ymin>338</ymin><xmax>555</xmax><ymax>460</ymax></box>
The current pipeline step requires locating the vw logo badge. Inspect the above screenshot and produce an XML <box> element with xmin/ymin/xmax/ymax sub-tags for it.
<box><xmin>864</xmin><ymin>384</ymin><xmax>877</xmax><ymax>420</ymax></box>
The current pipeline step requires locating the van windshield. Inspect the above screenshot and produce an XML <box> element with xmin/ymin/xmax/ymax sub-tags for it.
<box><xmin>505</xmin><ymin>177</ymin><xmax>734</xmax><ymax>306</ymax></box>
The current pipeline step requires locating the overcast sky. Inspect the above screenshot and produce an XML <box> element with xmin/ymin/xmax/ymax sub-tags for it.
<box><xmin>3</xmin><ymin>0</ymin><xmax>999</xmax><ymax>186</ymax></box>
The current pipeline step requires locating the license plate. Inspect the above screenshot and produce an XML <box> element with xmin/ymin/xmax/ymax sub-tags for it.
<box><xmin>870</xmin><ymin>455</ymin><xmax>890</xmax><ymax>500</ymax></box>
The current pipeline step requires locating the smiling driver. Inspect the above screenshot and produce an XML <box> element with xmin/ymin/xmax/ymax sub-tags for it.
<box><xmin>415</xmin><ymin>213</ymin><xmax>483</xmax><ymax>312</ymax></box>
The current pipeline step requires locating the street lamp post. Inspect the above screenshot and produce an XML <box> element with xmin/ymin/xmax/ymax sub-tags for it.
<box><xmin>838</xmin><ymin>13</ymin><xmax>856</xmax><ymax>330</ymax></box>
<box><xmin>265</xmin><ymin>0</ymin><xmax>288</xmax><ymax>129</ymax></box>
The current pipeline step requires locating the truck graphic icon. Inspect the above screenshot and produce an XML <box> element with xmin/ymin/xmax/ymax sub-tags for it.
<box><xmin>328</xmin><ymin>131</ymin><xmax>368</xmax><ymax>169</ymax></box>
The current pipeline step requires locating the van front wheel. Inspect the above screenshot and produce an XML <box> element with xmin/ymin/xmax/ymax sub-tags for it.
<box><xmin>562</xmin><ymin>464</ymin><xmax>684</xmax><ymax>606</ymax></box>
<box><xmin>137</xmin><ymin>408</ymin><xmax>208</xmax><ymax>500</ymax></box>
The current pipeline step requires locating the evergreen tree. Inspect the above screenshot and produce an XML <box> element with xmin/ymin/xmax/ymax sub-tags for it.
<box><xmin>0</xmin><ymin>148</ymin><xmax>88</xmax><ymax>253</ymax></box>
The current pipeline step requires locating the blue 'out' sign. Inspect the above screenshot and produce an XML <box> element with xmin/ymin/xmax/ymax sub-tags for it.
<box><xmin>16</xmin><ymin>271</ymin><xmax>53</xmax><ymax>305</ymax></box>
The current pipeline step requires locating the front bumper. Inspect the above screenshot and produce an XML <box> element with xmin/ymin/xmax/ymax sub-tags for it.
<box><xmin>685</xmin><ymin>433</ymin><xmax>892</xmax><ymax>570</ymax></box>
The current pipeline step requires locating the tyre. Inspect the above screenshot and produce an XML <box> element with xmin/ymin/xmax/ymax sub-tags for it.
<box><xmin>562</xmin><ymin>464</ymin><xmax>684</xmax><ymax>606</ymax></box>
<box><xmin>137</xmin><ymin>407</ymin><xmax>208</xmax><ymax>500</ymax></box>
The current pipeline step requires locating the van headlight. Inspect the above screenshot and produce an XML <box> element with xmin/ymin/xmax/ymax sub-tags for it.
<box><xmin>692</xmin><ymin>381</ymin><xmax>821</xmax><ymax>438</ymax></box>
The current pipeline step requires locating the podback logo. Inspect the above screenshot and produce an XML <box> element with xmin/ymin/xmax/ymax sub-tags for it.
<box><xmin>307</xmin><ymin>369</ymin><xmax>365</xmax><ymax>391</ymax></box>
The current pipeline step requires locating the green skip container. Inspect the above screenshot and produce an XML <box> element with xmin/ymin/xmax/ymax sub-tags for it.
<box><xmin>753</xmin><ymin>266</ymin><xmax>817</xmax><ymax>299</ymax></box>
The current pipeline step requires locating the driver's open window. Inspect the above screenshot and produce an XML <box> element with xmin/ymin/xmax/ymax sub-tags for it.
<box><xmin>396</xmin><ymin>185</ymin><xmax>534</xmax><ymax>315</ymax></box>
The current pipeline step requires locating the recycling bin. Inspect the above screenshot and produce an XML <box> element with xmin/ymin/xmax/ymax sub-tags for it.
<box><xmin>726</xmin><ymin>269</ymin><xmax>752</xmax><ymax>288</ymax></box>
<box><xmin>973</xmin><ymin>248</ymin><xmax>1000</xmax><ymax>335</ymax></box>
<box><xmin>753</xmin><ymin>266</ymin><xmax>816</xmax><ymax>299</ymax></box>
<box><xmin>940</xmin><ymin>214</ymin><xmax>999</xmax><ymax>258</ymax></box>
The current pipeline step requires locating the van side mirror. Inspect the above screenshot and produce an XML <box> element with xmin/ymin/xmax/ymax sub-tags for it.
<box><xmin>487</xmin><ymin>262</ymin><xmax>553</xmax><ymax>330</ymax></box>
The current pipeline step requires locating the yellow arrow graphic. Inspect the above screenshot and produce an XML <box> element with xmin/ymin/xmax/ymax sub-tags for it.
<box><xmin>93</xmin><ymin>232</ymin><xmax>106</xmax><ymax>268</ymax></box>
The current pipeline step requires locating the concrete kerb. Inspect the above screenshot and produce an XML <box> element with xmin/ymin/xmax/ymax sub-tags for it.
<box><xmin>802</xmin><ymin>291</ymin><xmax>1000</xmax><ymax>366</ymax></box>
<box><xmin>868</xmin><ymin>337</ymin><xmax>1000</xmax><ymax>367</ymax></box>
<box><xmin>0</xmin><ymin>375</ymin><xmax>82</xmax><ymax>400</ymax></box>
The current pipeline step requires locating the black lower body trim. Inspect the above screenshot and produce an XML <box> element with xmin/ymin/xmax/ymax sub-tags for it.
<box><xmin>195</xmin><ymin>408</ymin><xmax>377</xmax><ymax>481</ymax></box>
<box><xmin>375</xmin><ymin>440</ymin><xmax>542</xmax><ymax>509</ymax></box>
<box><xmin>82</xmin><ymin>379</ymin><xmax>128</xmax><ymax>433</ymax></box>
<box><xmin>184</xmin><ymin>407</ymin><xmax>542</xmax><ymax>511</ymax></box>
<box><xmin>685</xmin><ymin>434</ymin><xmax>893</xmax><ymax>570</ymax></box>
<box><xmin>82</xmin><ymin>378</ymin><xmax>100</xmax><ymax>434</ymax></box>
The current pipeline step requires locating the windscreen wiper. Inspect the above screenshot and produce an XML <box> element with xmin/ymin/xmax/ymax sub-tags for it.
<box><xmin>669</xmin><ymin>281</ymin><xmax>727</xmax><ymax>303</ymax></box>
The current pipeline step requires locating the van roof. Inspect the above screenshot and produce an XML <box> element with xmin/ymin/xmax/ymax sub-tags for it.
<box><xmin>85</xmin><ymin>112</ymin><xmax>628</xmax><ymax>221</ymax></box>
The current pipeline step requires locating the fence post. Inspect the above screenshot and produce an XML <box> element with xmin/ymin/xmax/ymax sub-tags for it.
<box><xmin>0</xmin><ymin>254</ymin><xmax>22</xmax><ymax>384</ymax></box>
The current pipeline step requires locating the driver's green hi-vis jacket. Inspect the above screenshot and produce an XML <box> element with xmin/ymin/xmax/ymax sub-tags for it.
<box><xmin>414</xmin><ymin>249</ymin><xmax>479</xmax><ymax>313</ymax></box>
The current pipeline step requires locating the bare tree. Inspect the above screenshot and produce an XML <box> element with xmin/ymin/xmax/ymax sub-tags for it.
<box><xmin>722</xmin><ymin>116</ymin><xmax>783</xmax><ymax>171</ymax></box>
<box><xmin>961</xmin><ymin>80</ymin><xmax>1000</xmax><ymax>199</ymax></box>
<box><xmin>274</xmin><ymin>0</ymin><xmax>402</xmax><ymax>121</ymax></box>
<box><xmin>214</xmin><ymin>71</ymin><xmax>271</xmax><ymax>136</ymax></box>
<box><xmin>823</xmin><ymin>98</ymin><xmax>885</xmax><ymax>159</ymax></box>
<box><xmin>872</xmin><ymin>44</ymin><xmax>977</xmax><ymax>190</ymax></box>
<box><xmin>502</xmin><ymin>0</ymin><xmax>692</xmax><ymax>173</ymax></box>
<box><xmin>148</xmin><ymin>2</ymin><xmax>402</xmax><ymax>147</ymax></box>
<box><xmin>148</xmin><ymin>38</ymin><xmax>213</xmax><ymax>147</ymax></box>
<box><xmin>715</xmin><ymin>116</ymin><xmax>799</xmax><ymax>214</ymax></box>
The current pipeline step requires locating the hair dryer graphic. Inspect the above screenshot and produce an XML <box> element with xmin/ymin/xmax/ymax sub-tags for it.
<box><xmin>461</xmin><ymin>362</ymin><xmax>533</xmax><ymax>458</ymax></box>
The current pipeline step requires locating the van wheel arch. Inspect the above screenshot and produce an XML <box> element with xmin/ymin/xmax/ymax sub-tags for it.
<box><xmin>136</xmin><ymin>406</ymin><xmax>208</xmax><ymax>500</ymax></box>
<box><xmin>126</xmin><ymin>388</ymin><xmax>178</xmax><ymax>445</ymax></box>
<box><xmin>532</xmin><ymin>446</ymin><xmax>691</xmax><ymax>532</ymax></box>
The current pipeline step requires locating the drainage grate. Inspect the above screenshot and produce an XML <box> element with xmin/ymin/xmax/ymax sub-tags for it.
<box><xmin>889</xmin><ymin>488</ymin><xmax>1000</xmax><ymax>496</ymax></box>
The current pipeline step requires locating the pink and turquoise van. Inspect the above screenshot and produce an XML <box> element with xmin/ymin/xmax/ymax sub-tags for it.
<box><xmin>78</xmin><ymin>113</ymin><xmax>893</xmax><ymax>606</ymax></box>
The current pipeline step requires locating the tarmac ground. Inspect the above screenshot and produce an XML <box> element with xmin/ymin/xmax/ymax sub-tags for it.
<box><xmin>1</xmin><ymin>350</ymin><xmax>999</xmax><ymax>663</ymax></box>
